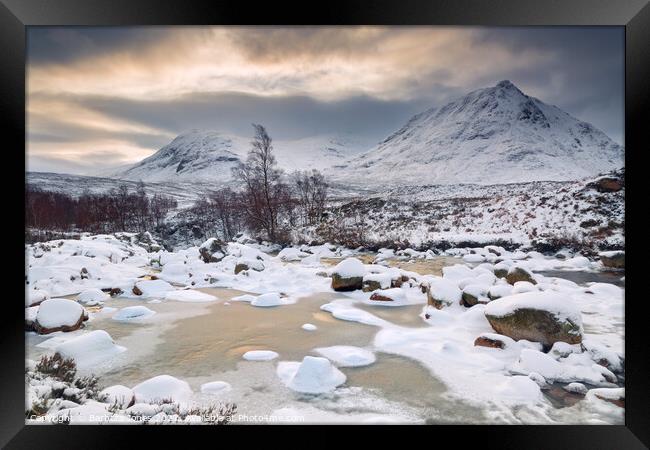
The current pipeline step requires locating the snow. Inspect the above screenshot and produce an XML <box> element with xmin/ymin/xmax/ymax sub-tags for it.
<box><xmin>512</xmin><ymin>281</ymin><xmax>538</xmax><ymax>294</ymax></box>
<box><xmin>26</xmin><ymin>289</ymin><xmax>49</xmax><ymax>307</ymax></box>
<box><xmin>200</xmin><ymin>381</ymin><xmax>232</xmax><ymax>394</ymax></box>
<box><xmin>250</xmin><ymin>292</ymin><xmax>295</xmax><ymax>307</ymax></box>
<box><xmin>112</xmin><ymin>306</ymin><xmax>156</xmax><ymax>321</ymax></box>
<box><xmin>242</xmin><ymin>350</ymin><xmax>279</xmax><ymax>361</ymax></box>
<box><xmin>133</xmin><ymin>279</ymin><xmax>174</xmax><ymax>298</ymax></box>
<box><xmin>277</xmin><ymin>356</ymin><xmax>347</xmax><ymax>394</ymax></box>
<box><xmin>314</xmin><ymin>346</ymin><xmax>376</xmax><ymax>367</ymax></box>
<box><xmin>302</xmin><ymin>323</ymin><xmax>318</xmax><ymax>331</ymax></box>
<box><xmin>132</xmin><ymin>375</ymin><xmax>193</xmax><ymax>404</ymax></box>
<box><xmin>512</xmin><ymin>349</ymin><xmax>616</xmax><ymax>385</ymax></box>
<box><xmin>54</xmin><ymin>330</ymin><xmax>126</xmax><ymax>368</ymax></box>
<box><xmin>99</xmin><ymin>385</ymin><xmax>135</xmax><ymax>408</ymax></box>
<box><xmin>163</xmin><ymin>289</ymin><xmax>217</xmax><ymax>303</ymax></box>
<box><xmin>485</xmin><ymin>291</ymin><xmax>583</xmax><ymax>326</ymax></box>
<box><xmin>332</xmin><ymin>258</ymin><xmax>366</xmax><ymax>278</ymax></box>
<box><xmin>277</xmin><ymin>248</ymin><xmax>308</xmax><ymax>262</ymax></box>
<box><xmin>76</xmin><ymin>288</ymin><xmax>109</xmax><ymax>306</ymax></box>
<box><xmin>35</xmin><ymin>298</ymin><xmax>84</xmax><ymax>329</ymax></box>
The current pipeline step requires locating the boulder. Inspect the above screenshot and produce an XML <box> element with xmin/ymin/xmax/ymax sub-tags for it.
<box><xmin>484</xmin><ymin>292</ymin><xmax>583</xmax><ymax>349</ymax></box>
<box><xmin>369</xmin><ymin>292</ymin><xmax>393</xmax><ymax>302</ymax></box>
<box><xmin>198</xmin><ymin>238</ymin><xmax>226</xmax><ymax>263</ymax></box>
<box><xmin>506</xmin><ymin>266</ymin><xmax>537</xmax><ymax>285</ymax></box>
<box><xmin>34</xmin><ymin>298</ymin><xmax>86</xmax><ymax>334</ymax></box>
<box><xmin>599</xmin><ymin>251</ymin><xmax>624</xmax><ymax>269</ymax></box>
<box><xmin>331</xmin><ymin>258</ymin><xmax>366</xmax><ymax>292</ymax></box>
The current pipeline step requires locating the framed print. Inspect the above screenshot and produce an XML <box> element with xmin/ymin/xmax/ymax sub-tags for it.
<box><xmin>1</xmin><ymin>0</ymin><xmax>648</xmax><ymax>447</ymax></box>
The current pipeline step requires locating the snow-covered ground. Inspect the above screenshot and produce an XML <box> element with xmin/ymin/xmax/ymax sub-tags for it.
<box><xmin>25</xmin><ymin>233</ymin><xmax>624</xmax><ymax>424</ymax></box>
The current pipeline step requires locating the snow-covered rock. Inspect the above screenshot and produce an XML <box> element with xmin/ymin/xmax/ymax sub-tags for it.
<box><xmin>34</xmin><ymin>298</ymin><xmax>86</xmax><ymax>334</ymax></box>
<box><xmin>54</xmin><ymin>330</ymin><xmax>126</xmax><ymax>367</ymax></box>
<box><xmin>301</xmin><ymin>323</ymin><xmax>318</xmax><ymax>331</ymax></box>
<box><xmin>331</xmin><ymin>258</ymin><xmax>366</xmax><ymax>291</ymax></box>
<box><xmin>76</xmin><ymin>288</ymin><xmax>109</xmax><ymax>306</ymax></box>
<box><xmin>132</xmin><ymin>375</ymin><xmax>193</xmax><ymax>404</ymax></box>
<box><xmin>277</xmin><ymin>356</ymin><xmax>346</xmax><ymax>394</ymax></box>
<box><xmin>133</xmin><ymin>279</ymin><xmax>174</xmax><ymax>298</ymax></box>
<box><xmin>485</xmin><ymin>292</ymin><xmax>583</xmax><ymax>348</ymax></box>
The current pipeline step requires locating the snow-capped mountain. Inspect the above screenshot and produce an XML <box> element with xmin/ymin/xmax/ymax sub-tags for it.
<box><xmin>331</xmin><ymin>80</ymin><xmax>624</xmax><ymax>186</ymax></box>
<box><xmin>109</xmin><ymin>130</ymin><xmax>244</xmax><ymax>183</ymax></box>
<box><xmin>109</xmin><ymin>129</ymin><xmax>368</xmax><ymax>183</ymax></box>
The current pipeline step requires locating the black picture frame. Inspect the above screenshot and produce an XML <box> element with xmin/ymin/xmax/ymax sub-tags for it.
<box><xmin>2</xmin><ymin>0</ymin><xmax>647</xmax><ymax>447</ymax></box>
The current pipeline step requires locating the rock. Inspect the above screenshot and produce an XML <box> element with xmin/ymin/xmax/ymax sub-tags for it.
<box><xmin>109</xmin><ymin>288</ymin><xmax>123</xmax><ymax>297</ymax></box>
<box><xmin>599</xmin><ymin>251</ymin><xmax>624</xmax><ymax>269</ymax></box>
<box><xmin>234</xmin><ymin>263</ymin><xmax>249</xmax><ymax>274</ymax></box>
<box><xmin>593</xmin><ymin>389</ymin><xmax>625</xmax><ymax>408</ymax></box>
<box><xmin>331</xmin><ymin>258</ymin><xmax>365</xmax><ymax>292</ymax></box>
<box><xmin>198</xmin><ymin>238</ymin><xmax>226</xmax><ymax>263</ymax></box>
<box><xmin>34</xmin><ymin>299</ymin><xmax>86</xmax><ymax>334</ymax></box>
<box><xmin>493</xmin><ymin>263</ymin><xmax>509</xmax><ymax>279</ymax></box>
<box><xmin>588</xmin><ymin>176</ymin><xmax>623</xmax><ymax>193</ymax></box>
<box><xmin>485</xmin><ymin>292</ymin><xmax>583</xmax><ymax>349</ymax></box>
<box><xmin>362</xmin><ymin>279</ymin><xmax>383</xmax><ymax>292</ymax></box>
<box><xmin>132</xmin><ymin>285</ymin><xmax>143</xmax><ymax>296</ymax></box>
<box><xmin>461</xmin><ymin>284</ymin><xmax>489</xmax><ymax>307</ymax></box>
<box><xmin>369</xmin><ymin>292</ymin><xmax>393</xmax><ymax>302</ymax></box>
<box><xmin>506</xmin><ymin>266</ymin><xmax>537</xmax><ymax>285</ymax></box>
<box><xmin>474</xmin><ymin>335</ymin><xmax>506</xmax><ymax>349</ymax></box>
<box><xmin>544</xmin><ymin>385</ymin><xmax>584</xmax><ymax>407</ymax></box>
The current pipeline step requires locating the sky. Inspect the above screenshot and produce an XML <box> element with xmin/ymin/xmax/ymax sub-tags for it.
<box><xmin>27</xmin><ymin>26</ymin><xmax>624</xmax><ymax>175</ymax></box>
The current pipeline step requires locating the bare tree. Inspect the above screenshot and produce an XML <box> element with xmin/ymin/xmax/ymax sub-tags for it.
<box><xmin>231</xmin><ymin>124</ymin><xmax>289</xmax><ymax>241</ymax></box>
<box><xmin>294</xmin><ymin>169</ymin><xmax>329</xmax><ymax>226</ymax></box>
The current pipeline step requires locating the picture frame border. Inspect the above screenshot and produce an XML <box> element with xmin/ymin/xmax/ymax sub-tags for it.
<box><xmin>2</xmin><ymin>0</ymin><xmax>646</xmax><ymax>446</ymax></box>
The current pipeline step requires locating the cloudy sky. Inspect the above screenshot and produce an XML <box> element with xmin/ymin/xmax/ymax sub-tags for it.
<box><xmin>27</xmin><ymin>26</ymin><xmax>624</xmax><ymax>175</ymax></box>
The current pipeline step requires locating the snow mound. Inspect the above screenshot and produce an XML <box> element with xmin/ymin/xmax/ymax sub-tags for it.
<box><xmin>277</xmin><ymin>356</ymin><xmax>346</xmax><ymax>394</ymax></box>
<box><xmin>26</xmin><ymin>289</ymin><xmax>49</xmax><ymax>307</ymax></box>
<box><xmin>55</xmin><ymin>330</ymin><xmax>126</xmax><ymax>368</ymax></box>
<box><xmin>132</xmin><ymin>375</ymin><xmax>193</xmax><ymax>404</ymax></box>
<box><xmin>112</xmin><ymin>306</ymin><xmax>156</xmax><ymax>321</ymax></box>
<box><xmin>200</xmin><ymin>381</ymin><xmax>232</xmax><ymax>394</ymax></box>
<box><xmin>302</xmin><ymin>323</ymin><xmax>318</xmax><ymax>331</ymax></box>
<box><xmin>164</xmin><ymin>290</ymin><xmax>217</xmax><ymax>303</ymax></box>
<box><xmin>35</xmin><ymin>298</ymin><xmax>85</xmax><ymax>329</ymax></box>
<box><xmin>134</xmin><ymin>279</ymin><xmax>174</xmax><ymax>298</ymax></box>
<box><xmin>243</xmin><ymin>350</ymin><xmax>279</xmax><ymax>361</ymax></box>
<box><xmin>251</xmin><ymin>292</ymin><xmax>295</xmax><ymax>307</ymax></box>
<box><xmin>99</xmin><ymin>385</ymin><xmax>135</xmax><ymax>408</ymax></box>
<box><xmin>76</xmin><ymin>288</ymin><xmax>109</xmax><ymax>306</ymax></box>
<box><xmin>314</xmin><ymin>346</ymin><xmax>376</xmax><ymax>367</ymax></box>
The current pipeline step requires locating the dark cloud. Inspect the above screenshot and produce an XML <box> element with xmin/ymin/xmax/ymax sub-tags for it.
<box><xmin>27</xmin><ymin>27</ymin><xmax>172</xmax><ymax>65</ymax></box>
<box><xmin>48</xmin><ymin>91</ymin><xmax>438</xmax><ymax>143</ymax></box>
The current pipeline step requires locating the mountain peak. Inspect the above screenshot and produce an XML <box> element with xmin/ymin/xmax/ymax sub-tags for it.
<box><xmin>496</xmin><ymin>79</ymin><xmax>516</xmax><ymax>89</ymax></box>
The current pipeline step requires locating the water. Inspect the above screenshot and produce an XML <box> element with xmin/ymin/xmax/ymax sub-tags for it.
<box><xmin>539</xmin><ymin>269</ymin><xmax>625</xmax><ymax>287</ymax></box>
<box><xmin>25</xmin><ymin>255</ymin><xmax>623</xmax><ymax>423</ymax></box>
